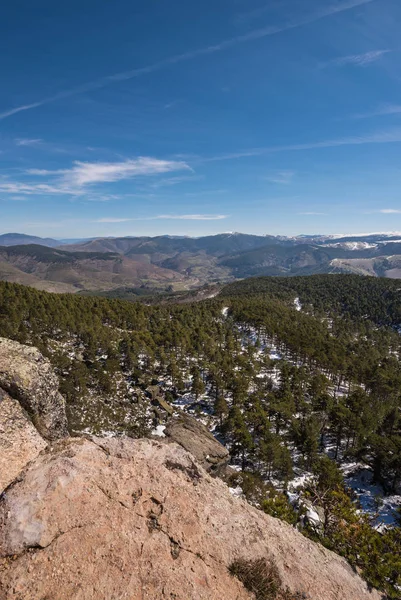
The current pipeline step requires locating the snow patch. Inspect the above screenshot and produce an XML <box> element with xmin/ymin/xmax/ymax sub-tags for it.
<box><xmin>229</xmin><ymin>486</ymin><xmax>243</xmax><ymax>498</ymax></box>
<box><xmin>151</xmin><ymin>425</ymin><xmax>166</xmax><ymax>438</ymax></box>
<box><xmin>342</xmin><ymin>463</ymin><xmax>401</xmax><ymax>527</ymax></box>
<box><xmin>294</xmin><ymin>297</ymin><xmax>302</xmax><ymax>312</ymax></box>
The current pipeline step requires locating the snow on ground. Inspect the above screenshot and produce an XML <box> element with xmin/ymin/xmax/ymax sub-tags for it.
<box><xmin>81</xmin><ymin>427</ymin><xmax>119</xmax><ymax>438</ymax></box>
<box><xmin>137</xmin><ymin>313</ymin><xmax>400</xmax><ymax>527</ymax></box>
<box><xmin>171</xmin><ymin>393</ymin><xmax>197</xmax><ymax>408</ymax></box>
<box><xmin>288</xmin><ymin>472</ymin><xmax>314</xmax><ymax>492</ymax></box>
<box><xmin>294</xmin><ymin>297</ymin><xmax>302</xmax><ymax>311</ymax></box>
<box><xmin>305</xmin><ymin>505</ymin><xmax>322</xmax><ymax>527</ymax></box>
<box><xmin>229</xmin><ymin>486</ymin><xmax>244</xmax><ymax>498</ymax></box>
<box><xmin>151</xmin><ymin>425</ymin><xmax>166</xmax><ymax>437</ymax></box>
<box><xmin>341</xmin><ymin>462</ymin><xmax>401</xmax><ymax>528</ymax></box>
<box><xmin>323</xmin><ymin>241</ymin><xmax>378</xmax><ymax>251</ymax></box>
<box><xmin>237</xmin><ymin>323</ymin><xmax>284</xmax><ymax>363</ymax></box>
<box><xmin>269</xmin><ymin>348</ymin><xmax>282</xmax><ymax>361</ymax></box>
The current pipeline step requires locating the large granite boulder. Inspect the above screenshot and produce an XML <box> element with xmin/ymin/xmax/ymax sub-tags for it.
<box><xmin>164</xmin><ymin>412</ymin><xmax>229</xmax><ymax>474</ymax></box>
<box><xmin>0</xmin><ymin>389</ymin><xmax>47</xmax><ymax>493</ymax></box>
<box><xmin>0</xmin><ymin>437</ymin><xmax>382</xmax><ymax>600</ymax></box>
<box><xmin>0</xmin><ymin>337</ymin><xmax>68</xmax><ymax>440</ymax></box>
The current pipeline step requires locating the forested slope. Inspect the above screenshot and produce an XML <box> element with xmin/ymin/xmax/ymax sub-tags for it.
<box><xmin>223</xmin><ymin>274</ymin><xmax>401</xmax><ymax>325</ymax></box>
<box><xmin>0</xmin><ymin>275</ymin><xmax>401</xmax><ymax>596</ymax></box>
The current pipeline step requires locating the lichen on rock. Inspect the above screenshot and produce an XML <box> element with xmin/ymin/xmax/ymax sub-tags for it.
<box><xmin>0</xmin><ymin>337</ymin><xmax>68</xmax><ymax>440</ymax></box>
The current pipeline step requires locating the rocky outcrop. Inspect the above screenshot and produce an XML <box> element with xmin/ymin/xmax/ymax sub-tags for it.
<box><xmin>0</xmin><ymin>390</ymin><xmax>47</xmax><ymax>493</ymax></box>
<box><xmin>0</xmin><ymin>437</ymin><xmax>382</xmax><ymax>600</ymax></box>
<box><xmin>0</xmin><ymin>337</ymin><xmax>67</xmax><ymax>440</ymax></box>
<box><xmin>164</xmin><ymin>412</ymin><xmax>229</xmax><ymax>474</ymax></box>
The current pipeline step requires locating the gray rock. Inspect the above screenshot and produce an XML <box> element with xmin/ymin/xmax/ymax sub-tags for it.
<box><xmin>0</xmin><ymin>338</ymin><xmax>68</xmax><ymax>440</ymax></box>
<box><xmin>164</xmin><ymin>412</ymin><xmax>229</xmax><ymax>474</ymax></box>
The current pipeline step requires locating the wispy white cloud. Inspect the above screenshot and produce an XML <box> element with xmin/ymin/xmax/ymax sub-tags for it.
<box><xmin>60</xmin><ymin>158</ymin><xmax>191</xmax><ymax>187</ymax></box>
<box><xmin>376</xmin><ymin>209</ymin><xmax>401</xmax><ymax>214</ymax></box>
<box><xmin>0</xmin><ymin>195</ymin><xmax>29</xmax><ymax>203</ymax></box>
<box><xmin>149</xmin><ymin>174</ymin><xmax>202</xmax><ymax>189</ymax></box>
<box><xmin>0</xmin><ymin>181</ymin><xmax>78</xmax><ymax>196</ymax></box>
<box><xmin>350</xmin><ymin>104</ymin><xmax>401</xmax><ymax>119</ymax></box>
<box><xmin>184</xmin><ymin>189</ymin><xmax>228</xmax><ymax>197</ymax></box>
<box><xmin>201</xmin><ymin>149</ymin><xmax>266</xmax><ymax>162</ymax></box>
<box><xmin>163</xmin><ymin>99</ymin><xmax>184</xmax><ymax>110</ymax></box>
<box><xmin>26</xmin><ymin>157</ymin><xmax>190</xmax><ymax>190</ymax></box>
<box><xmin>277</xmin><ymin>128</ymin><xmax>401</xmax><ymax>150</ymax></box>
<box><xmin>0</xmin><ymin>157</ymin><xmax>191</xmax><ymax>198</ymax></box>
<box><xmin>15</xmin><ymin>138</ymin><xmax>43</xmax><ymax>146</ymax></box>
<box><xmin>265</xmin><ymin>170</ymin><xmax>294</xmax><ymax>184</ymax></box>
<box><xmin>299</xmin><ymin>211</ymin><xmax>327</xmax><ymax>215</ymax></box>
<box><xmin>156</xmin><ymin>214</ymin><xmax>228</xmax><ymax>220</ymax></box>
<box><xmin>26</xmin><ymin>169</ymin><xmax>56</xmax><ymax>175</ymax></box>
<box><xmin>237</xmin><ymin>0</ymin><xmax>374</xmax><ymax>24</ymax></box>
<box><xmin>0</xmin><ymin>0</ymin><xmax>375</xmax><ymax>121</ymax></box>
<box><xmin>0</xmin><ymin>102</ymin><xmax>44</xmax><ymax>120</ymax></box>
<box><xmin>319</xmin><ymin>49</ymin><xmax>390</xmax><ymax>69</ymax></box>
<box><xmin>203</xmin><ymin>128</ymin><xmax>401</xmax><ymax>162</ymax></box>
<box><xmin>94</xmin><ymin>214</ymin><xmax>228</xmax><ymax>223</ymax></box>
<box><xmin>96</xmin><ymin>217</ymin><xmax>132</xmax><ymax>223</ymax></box>
<box><xmin>82</xmin><ymin>194</ymin><xmax>125</xmax><ymax>203</ymax></box>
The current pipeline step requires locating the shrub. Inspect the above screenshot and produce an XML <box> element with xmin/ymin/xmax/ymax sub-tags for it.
<box><xmin>229</xmin><ymin>557</ymin><xmax>307</xmax><ymax>600</ymax></box>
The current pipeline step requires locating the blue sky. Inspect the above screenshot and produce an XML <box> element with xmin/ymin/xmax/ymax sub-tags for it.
<box><xmin>1</xmin><ymin>0</ymin><xmax>401</xmax><ymax>238</ymax></box>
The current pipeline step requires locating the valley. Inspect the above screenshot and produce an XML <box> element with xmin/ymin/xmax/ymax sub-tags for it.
<box><xmin>2</xmin><ymin>231</ymin><xmax>401</xmax><ymax>295</ymax></box>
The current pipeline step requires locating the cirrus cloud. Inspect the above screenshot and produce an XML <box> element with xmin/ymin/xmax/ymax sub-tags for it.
<box><xmin>28</xmin><ymin>157</ymin><xmax>191</xmax><ymax>188</ymax></box>
<box><xmin>265</xmin><ymin>170</ymin><xmax>295</xmax><ymax>184</ymax></box>
<box><xmin>350</xmin><ymin>104</ymin><xmax>401</xmax><ymax>120</ymax></box>
<box><xmin>15</xmin><ymin>138</ymin><xmax>43</xmax><ymax>146</ymax></box>
<box><xmin>0</xmin><ymin>0</ymin><xmax>375</xmax><ymax>121</ymax></box>
<box><xmin>319</xmin><ymin>49</ymin><xmax>390</xmax><ymax>69</ymax></box>
<box><xmin>299</xmin><ymin>211</ymin><xmax>327</xmax><ymax>215</ymax></box>
<box><xmin>95</xmin><ymin>214</ymin><xmax>228</xmax><ymax>223</ymax></box>
<box><xmin>0</xmin><ymin>157</ymin><xmax>191</xmax><ymax>199</ymax></box>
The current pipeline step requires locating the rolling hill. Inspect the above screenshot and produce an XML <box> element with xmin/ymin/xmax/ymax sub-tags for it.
<box><xmin>2</xmin><ymin>232</ymin><xmax>401</xmax><ymax>293</ymax></box>
<box><xmin>0</xmin><ymin>245</ymin><xmax>190</xmax><ymax>293</ymax></box>
<box><xmin>0</xmin><ymin>233</ymin><xmax>61</xmax><ymax>248</ymax></box>
<box><xmin>62</xmin><ymin>232</ymin><xmax>282</xmax><ymax>255</ymax></box>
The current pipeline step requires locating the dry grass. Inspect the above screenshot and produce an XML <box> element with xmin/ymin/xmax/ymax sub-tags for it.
<box><xmin>229</xmin><ymin>557</ymin><xmax>308</xmax><ymax>600</ymax></box>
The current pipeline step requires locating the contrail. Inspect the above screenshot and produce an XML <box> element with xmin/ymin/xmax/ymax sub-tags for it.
<box><xmin>0</xmin><ymin>0</ymin><xmax>376</xmax><ymax>121</ymax></box>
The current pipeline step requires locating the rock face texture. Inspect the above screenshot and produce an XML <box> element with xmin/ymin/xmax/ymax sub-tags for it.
<box><xmin>0</xmin><ymin>437</ymin><xmax>382</xmax><ymax>600</ymax></box>
<box><xmin>165</xmin><ymin>413</ymin><xmax>229</xmax><ymax>474</ymax></box>
<box><xmin>0</xmin><ymin>337</ymin><xmax>68</xmax><ymax>440</ymax></box>
<box><xmin>0</xmin><ymin>389</ymin><xmax>47</xmax><ymax>493</ymax></box>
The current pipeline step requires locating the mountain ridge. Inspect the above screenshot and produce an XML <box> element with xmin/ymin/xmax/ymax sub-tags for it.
<box><xmin>2</xmin><ymin>232</ymin><xmax>401</xmax><ymax>293</ymax></box>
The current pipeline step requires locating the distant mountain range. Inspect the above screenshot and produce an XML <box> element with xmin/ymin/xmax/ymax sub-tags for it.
<box><xmin>0</xmin><ymin>233</ymin><xmax>95</xmax><ymax>247</ymax></box>
<box><xmin>2</xmin><ymin>231</ymin><xmax>401</xmax><ymax>293</ymax></box>
<box><xmin>0</xmin><ymin>233</ymin><xmax>62</xmax><ymax>248</ymax></box>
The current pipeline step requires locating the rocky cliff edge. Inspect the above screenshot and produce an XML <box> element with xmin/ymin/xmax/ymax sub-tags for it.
<box><xmin>0</xmin><ymin>437</ymin><xmax>382</xmax><ymax>600</ymax></box>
